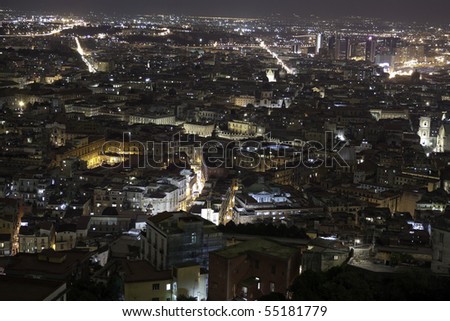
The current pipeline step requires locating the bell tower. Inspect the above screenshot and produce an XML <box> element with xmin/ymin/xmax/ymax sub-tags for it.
<box><xmin>418</xmin><ymin>116</ymin><xmax>431</xmax><ymax>146</ymax></box>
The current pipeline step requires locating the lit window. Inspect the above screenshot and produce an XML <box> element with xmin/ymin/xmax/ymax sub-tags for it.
<box><xmin>270</xmin><ymin>282</ymin><xmax>275</xmax><ymax>292</ymax></box>
<box><xmin>166</xmin><ymin>283</ymin><xmax>171</xmax><ymax>291</ymax></box>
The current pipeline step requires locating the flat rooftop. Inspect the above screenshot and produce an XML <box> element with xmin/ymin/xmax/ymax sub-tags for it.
<box><xmin>0</xmin><ymin>276</ymin><xmax>65</xmax><ymax>300</ymax></box>
<box><xmin>212</xmin><ymin>238</ymin><xmax>298</xmax><ymax>260</ymax></box>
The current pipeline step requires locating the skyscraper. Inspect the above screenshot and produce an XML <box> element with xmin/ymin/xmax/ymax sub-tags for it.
<box><xmin>366</xmin><ymin>36</ymin><xmax>376</xmax><ymax>62</ymax></box>
<box><xmin>316</xmin><ymin>33</ymin><xmax>322</xmax><ymax>55</ymax></box>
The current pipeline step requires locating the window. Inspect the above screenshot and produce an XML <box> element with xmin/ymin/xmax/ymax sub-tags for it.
<box><xmin>241</xmin><ymin>286</ymin><xmax>248</xmax><ymax>295</ymax></box>
<box><xmin>334</xmin><ymin>255</ymin><xmax>339</xmax><ymax>261</ymax></box>
<box><xmin>269</xmin><ymin>282</ymin><xmax>275</xmax><ymax>292</ymax></box>
<box><xmin>152</xmin><ymin>283</ymin><xmax>160</xmax><ymax>291</ymax></box>
<box><xmin>191</xmin><ymin>233</ymin><xmax>197</xmax><ymax>244</ymax></box>
<box><xmin>166</xmin><ymin>283</ymin><xmax>171</xmax><ymax>291</ymax></box>
<box><xmin>438</xmin><ymin>250</ymin><xmax>443</xmax><ymax>262</ymax></box>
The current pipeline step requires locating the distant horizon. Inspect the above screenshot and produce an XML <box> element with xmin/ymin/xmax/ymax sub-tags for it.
<box><xmin>1</xmin><ymin>0</ymin><xmax>449</xmax><ymax>24</ymax></box>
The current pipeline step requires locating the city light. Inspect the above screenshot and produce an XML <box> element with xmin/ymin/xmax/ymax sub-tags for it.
<box><xmin>75</xmin><ymin>37</ymin><xmax>97</xmax><ymax>73</ymax></box>
<box><xmin>1</xmin><ymin>4</ymin><xmax>450</xmax><ymax>308</ymax></box>
<box><xmin>258</xmin><ymin>40</ymin><xmax>295</xmax><ymax>75</ymax></box>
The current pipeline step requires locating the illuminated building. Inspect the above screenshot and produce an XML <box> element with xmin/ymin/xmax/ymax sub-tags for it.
<box><xmin>227</xmin><ymin>120</ymin><xmax>265</xmax><ymax>137</ymax></box>
<box><xmin>437</xmin><ymin>124</ymin><xmax>450</xmax><ymax>152</ymax></box>
<box><xmin>231</xmin><ymin>95</ymin><xmax>256</xmax><ymax>107</ymax></box>
<box><xmin>18</xmin><ymin>223</ymin><xmax>55</xmax><ymax>254</ymax></box>
<box><xmin>366</xmin><ymin>37</ymin><xmax>376</xmax><ymax>62</ymax></box>
<box><xmin>183</xmin><ymin>122</ymin><xmax>215</xmax><ymax>137</ymax></box>
<box><xmin>266</xmin><ymin>68</ymin><xmax>277</xmax><ymax>82</ymax></box>
<box><xmin>315</xmin><ymin>33</ymin><xmax>322</xmax><ymax>54</ymax></box>
<box><xmin>418</xmin><ymin>116</ymin><xmax>431</xmax><ymax>147</ymax></box>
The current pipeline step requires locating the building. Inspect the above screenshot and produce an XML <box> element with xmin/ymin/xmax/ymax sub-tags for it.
<box><xmin>437</xmin><ymin>124</ymin><xmax>450</xmax><ymax>152</ymax></box>
<box><xmin>173</xmin><ymin>262</ymin><xmax>208</xmax><ymax>300</ymax></box>
<box><xmin>93</xmin><ymin>186</ymin><xmax>125</xmax><ymax>215</ymax></box>
<box><xmin>417</xmin><ymin>117</ymin><xmax>431</xmax><ymax>147</ymax></box>
<box><xmin>183</xmin><ymin>122</ymin><xmax>215</xmax><ymax>137</ymax></box>
<box><xmin>88</xmin><ymin>215</ymin><xmax>132</xmax><ymax>235</ymax></box>
<box><xmin>65</xmin><ymin>103</ymin><xmax>103</xmax><ymax>117</ymax></box>
<box><xmin>0</xmin><ymin>234</ymin><xmax>12</xmax><ymax>256</ymax></box>
<box><xmin>232</xmin><ymin>95</ymin><xmax>256</xmax><ymax>108</ymax></box>
<box><xmin>366</xmin><ymin>37</ymin><xmax>376</xmax><ymax>62</ymax></box>
<box><xmin>0</xmin><ymin>276</ymin><xmax>67</xmax><ymax>300</ymax></box>
<box><xmin>431</xmin><ymin>214</ymin><xmax>450</xmax><ymax>275</ymax></box>
<box><xmin>18</xmin><ymin>223</ymin><xmax>55</xmax><ymax>254</ymax></box>
<box><xmin>228</xmin><ymin>120</ymin><xmax>265</xmax><ymax>137</ymax></box>
<box><xmin>121</xmin><ymin>260</ymin><xmax>207</xmax><ymax>301</ymax></box>
<box><xmin>129</xmin><ymin>114</ymin><xmax>176</xmax><ymax>126</ymax></box>
<box><xmin>143</xmin><ymin>211</ymin><xmax>224</xmax><ymax>271</ymax></box>
<box><xmin>233</xmin><ymin>180</ymin><xmax>313</xmax><ymax>224</ymax></box>
<box><xmin>208</xmin><ymin>238</ymin><xmax>301</xmax><ymax>300</ymax></box>
<box><xmin>54</xmin><ymin>224</ymin><xmax>77</xmax><ymax>252</ymax></box>
<box><xmin>316</xmin><ymin>34</ymin><xmax>322</xmax><ymax>54</ymax></box>
<box><xmin>46</xmin><ymin>122</ymin><xmax>66</xmax><ymax>147</ymax></box>
<box><xmin>2</xmin><ymin>249</ymin><xmax>93</xmax><ymax>281</ymax></box>
<box><xmin>301</xmin><ymin>238</ymin><xmax>350</xmax><ymax>272</ymax></box>
<box><xmin>122</xmin><ymin>260</ymin><xmax>173</xmax><ymax>301</ymax></box>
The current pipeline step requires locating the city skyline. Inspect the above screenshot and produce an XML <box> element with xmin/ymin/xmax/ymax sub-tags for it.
<box><xmin>1</xmin><ymin>0</ymin><xmax>450</xmax><ymax>305</ymax></box>
<box><xmin>2</xmin><ymin>0</ymin><xmax>450</xmax><ymax>23</ymax></box>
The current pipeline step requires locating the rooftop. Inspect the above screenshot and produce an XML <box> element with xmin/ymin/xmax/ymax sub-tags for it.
<box><xmin>212</xmin><ymin>238</ymin><xmax>298</xmax><ymax>260</ymax></box>
<box><xmin>121</xmin><ymin>260</ymin><xmax>171</xmax><ymax>283</ymax></box>
<box><xmin>0</xmin><ymin>276</ymin><xmax>66</xmax><ymax>301</ymax></box>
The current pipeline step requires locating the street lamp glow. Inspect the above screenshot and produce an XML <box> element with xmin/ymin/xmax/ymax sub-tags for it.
<box><xmin>258</xmin><ymin>40</ymin><xmax>294</xmax><ymax>75</ymax></box>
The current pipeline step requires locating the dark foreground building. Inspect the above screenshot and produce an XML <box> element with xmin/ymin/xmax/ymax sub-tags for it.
<box><xmin>208</xmin><ymin>238</ymin><xmax>301</xmax><ymax>300</ymax></box>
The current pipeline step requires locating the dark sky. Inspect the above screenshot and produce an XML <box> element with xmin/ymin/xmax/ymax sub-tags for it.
<box><xmin>2</xmin><ymin>0</ymin><xmax>449</xmax><ymax>23</ymax></box>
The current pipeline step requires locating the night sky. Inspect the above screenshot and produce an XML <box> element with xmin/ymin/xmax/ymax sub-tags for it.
<box><xmin>2</xmin><ymin>0</ymin><xmax>450</xmax><ymax>22</ymax></box>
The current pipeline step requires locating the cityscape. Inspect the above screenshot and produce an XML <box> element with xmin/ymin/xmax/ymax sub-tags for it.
<box><xmin>1</xmin><ymin>1</ymin><xmax>450</xmax><ymax>301</ymax></box>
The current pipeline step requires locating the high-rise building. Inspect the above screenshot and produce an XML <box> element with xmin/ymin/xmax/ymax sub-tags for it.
<box><xmin>366</xmin><ymin>37</ymin><xmax>376</xmax><ymax>62</ymax></box>
<box><xmin>329</xmin><ymin>34</ymin><xmax>351</xmax><ymax>60</ymax></box>
<box><xmin>315</xmin><ymin>33</ymin><xmax>322</xmax><ymax>54</ymax></box>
